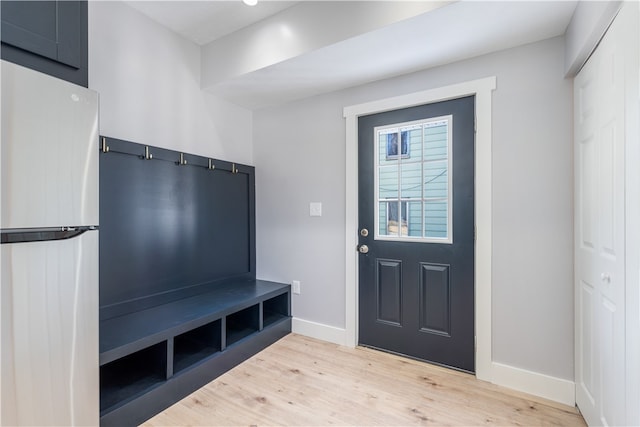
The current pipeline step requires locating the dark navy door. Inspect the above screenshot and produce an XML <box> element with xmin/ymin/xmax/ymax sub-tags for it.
<box><xmin>358</xmin><ymin>96</ymin><xmax>475</xmax><ymax>372</ymax></box>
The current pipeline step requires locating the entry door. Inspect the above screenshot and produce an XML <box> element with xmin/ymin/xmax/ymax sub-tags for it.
<box><xmin>358</xmin><ymin>96</ymin><xmax>475</xmax><ymax>372</ymax></box>
<box><xmin>574</xmin><ymin>3</ymin><xmax>633</xmax><ymax>425</ymax></box>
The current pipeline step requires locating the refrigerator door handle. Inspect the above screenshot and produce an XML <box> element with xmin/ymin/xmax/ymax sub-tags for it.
<box><xmin>1</xmin><ymin>226</ymin><xmax>97</xmax><ymax>244</ymax></box>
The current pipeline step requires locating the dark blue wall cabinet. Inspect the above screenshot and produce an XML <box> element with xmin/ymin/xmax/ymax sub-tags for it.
<box><xmin>1</xmin><ymin>1</ymin><xmax>88</xmax><ymax>87</ymax></box>
<box><xmin>98</xmin><ymin>137</ymin><xmax>291</xmax><ymax>426</ymax></box>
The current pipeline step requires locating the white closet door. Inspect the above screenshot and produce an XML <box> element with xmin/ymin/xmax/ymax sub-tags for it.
<box><xmin>574</xmin><ymin>3</ymin><xmax>636</xmax><ymax>426</ymax></box>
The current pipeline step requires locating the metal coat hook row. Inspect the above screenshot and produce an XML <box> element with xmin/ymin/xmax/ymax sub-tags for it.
<box><xmin>144</xmin><ymin>146</ymin><xmax>153</xmax><ymax>160</ymax></box>
<box><xmin>101</xmin><ymin>137</ymin><xmax>110</xmax><ymax>153</ymax></box>
<box><xmin>178</xmin><ymin>153</ymin><xmax>187</xmax><ymax>166</ymax></box>
<box><xmin>208</xmin><ymin>158</ymin><xmax>215</xmax><ymax>170</ymax></box>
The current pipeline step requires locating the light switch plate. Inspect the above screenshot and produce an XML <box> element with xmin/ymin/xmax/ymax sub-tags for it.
<box><xmin>309</xmin><ymin>202</ymin><xmax>322</xmax><ymax>217</ymax></box>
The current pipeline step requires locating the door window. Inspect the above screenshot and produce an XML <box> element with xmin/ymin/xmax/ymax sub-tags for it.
<box><xmin>375</xmin><ymin>116</ymin><xmax>452</xmax><ymax>243</ymax></box>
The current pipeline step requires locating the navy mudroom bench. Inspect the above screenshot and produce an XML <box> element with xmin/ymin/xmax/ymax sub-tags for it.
<box><xmin>99</xmin><ymin>279</ymin><xmax>290</xmax><ymax>426</ymax></box>
<box><xmin>98</xmin><ymin>137</ymin><xmax>291</xmax><ymax>426</ymax></box>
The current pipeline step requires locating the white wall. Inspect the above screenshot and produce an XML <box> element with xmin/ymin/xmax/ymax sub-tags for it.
<box><xmin>88</xmin><ymin>1</ymin><xmax>253</xmax><ymax>165</ymax></box>
<box><xmin>254</xmin><ymin>101</ymin><xmax>347</xmax><ymax>327</ymax></box>
<box><xmin>254</xmin><ymin>36</ymin><xmax>574</xmax><ymax>381</ymax></box>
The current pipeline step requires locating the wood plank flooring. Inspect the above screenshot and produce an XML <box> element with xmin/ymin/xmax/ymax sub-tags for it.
<box><xmin>143</xmin><ymin>334</ymin><xmax>586</xmax><ymax>426</ymax></box>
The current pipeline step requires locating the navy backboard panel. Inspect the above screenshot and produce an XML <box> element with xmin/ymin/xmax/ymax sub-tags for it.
<box><xmin>99</xmin><ymin>137</ymin><xmax>255</xmax><ymax>315</ymax></box>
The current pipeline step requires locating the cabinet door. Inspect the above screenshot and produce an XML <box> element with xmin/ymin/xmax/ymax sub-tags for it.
<box><xmin>56</xmin><ymin>1</ymin><xmax>85</xmax><ymax>69</ymax></box>
<box><xmin>0</xmin><ymin>1</ymin><xmax>58</xmax><ymax>62</ymax></box>
<box><xmin>0</xmin><ymin>1</ymin><xmax>88</xmax><ymax>87</ymax></box>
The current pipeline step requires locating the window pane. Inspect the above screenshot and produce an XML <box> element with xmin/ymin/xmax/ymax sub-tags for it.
<box><xmin>378</xmin><ymin>202</ymin><xmax>390</xmax><ymax>236</ymax></box>
<box><xmin>407</xmin><ymin>201</ymin><xmax>422</xmax><ymax>237</ymax></box>
<box><xmin>385</xmin><ymin>201</ymin><xmax>407</xmax><ymax>237</ymax></box>
<box><xmin>400</xmin><ymin>162</ymin><xmax>421</xmax><ymax>199</ymax></box>
<box><xmin>378</xmin><ymin>131</ymin><xmax>396</xmax><ymax>166</ymax></box>
<box><xmin>378</xmin><ymin>164</ymin><xmax>398</xmax><ymax>199</ymax></box>
<box><xmin>403</xmin><ymin>127</ymin><xmax>422</xmax><ymax>161</ymax></box>
<box><xmin>424</xmin><ymin>122</ymin><xmax>448</xmax><ymax>162</ymax></box>
<box><xmin>424</xmin><ymin>161</ymin><xmax>448</xmax><ymax>199</ymax></box>
<box><xmin>378</xmin><ymin>130</ymin><xmax>411</xmax><ymax>165</ymax></box>
<box><xmin>425</xmin><ymin>201</ymin><xmax>448</xmax><ymax>238</ymax></box>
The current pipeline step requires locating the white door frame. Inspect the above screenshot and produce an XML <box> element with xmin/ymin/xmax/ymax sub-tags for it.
<box><xmin>343</xmin><ymin>76</ymin><xmax>496</xmax><ymax>381</ymax></box>
<box><xmin>625</xmin><ymin>4</ymin><xmax>640</xmax><ymax>423</ymax></box>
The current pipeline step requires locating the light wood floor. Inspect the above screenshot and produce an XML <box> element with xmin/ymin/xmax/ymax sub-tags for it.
<box><xmin>143</xmin><ymin>334</ymin><xmax>586</xmax><ymax>426</ymax></box>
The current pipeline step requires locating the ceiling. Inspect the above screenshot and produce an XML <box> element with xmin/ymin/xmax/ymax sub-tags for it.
<box><xmin>126</xmin><ymin>1</ymin><xmax>578</xmax><ymax>110</ymax></box>
<box><xmin>125</xmin><ymin>1</ymin><xmax>299</xmax><ymax>45</ymax></box>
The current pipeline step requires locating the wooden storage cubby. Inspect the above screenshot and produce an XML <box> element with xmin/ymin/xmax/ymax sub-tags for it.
<box><xmin>263</xmin><ymin>292</ymin><xmax>290</xmax><ymax>328</ymax></box>
<box><xmin>173</xmin><ymin>320</ymin><xmax>222</xmax><ymax>374</ymax></box>
<box><xmin>100</xmin><ymin>341</ymin><xmax>167</xmax><ymax>414</ymax></box>
<box><xmin>226</xmin><ymin>304</ymin><xmax>260</xmax><ymax>346</ymax></box>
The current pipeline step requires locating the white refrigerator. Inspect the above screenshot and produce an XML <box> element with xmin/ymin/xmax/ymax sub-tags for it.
<box><xmin>1</xmin><ymin>60</ymin><xmax>99</xmax><ymax>426</ymax></box>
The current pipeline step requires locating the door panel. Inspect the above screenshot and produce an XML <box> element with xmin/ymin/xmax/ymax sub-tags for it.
<box><xmin>579</xmin><ymin>136</ymin><xmax>596</xmax><ymax>250</ymax></box>
<box><xmin>578</xmin><ymin>280</ymin><xmax>595</xmax><ymax>401</ymax></box>
<box><xmin>419</xmin><ymin>263</ymin><xmax>450</xmax><ymax>335</ymax></box>
<box><xmin>358</xmin><ymin>96</ymin><xmax>475</xmax><ymax>372</ymax></box>
<box><xmin>376</xmin><ymin>259</ymin><xmax>402</xmax><ymax>325</ymax></box>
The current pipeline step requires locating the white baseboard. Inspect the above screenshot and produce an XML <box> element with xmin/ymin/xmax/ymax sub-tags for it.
<box><xmin>491</xmin><ymin>362</ymin><xmax>576</xmax><ymax>407</ymax></box>
<box><xmin>291</xmin><ymin>317</ymin><xmax>348</xmax><ymax>346</ymax></box>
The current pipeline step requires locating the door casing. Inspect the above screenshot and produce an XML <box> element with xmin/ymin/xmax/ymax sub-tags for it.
<box><xmin>344</xmin><ymin>77</ymin><xmax>496</xmax><ymax>381</ymax></box>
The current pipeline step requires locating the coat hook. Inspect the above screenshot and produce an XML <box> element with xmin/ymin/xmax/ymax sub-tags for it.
<box><xmin>232</xmin><ymin>163</ymin><xmax>238</xmax><ymax>174</ymax></box>
<box><xmin>144</xmin><ymin>146</ymin><xmax>153</xmax><ymax>160</ymax></box>
<box><xmin>101</xmin><ymin>137</ymin><xmax>110</xmax><ymax>153</ymax></box>
<box><xmin>178</xmin><ymin>152</ymin><xmax>187</xmax><ymax>165</ymax></box>
<box><xmin>208</xmin><ymin>158</ymin><xmax>215</xmax><ymax>170</ymax></box>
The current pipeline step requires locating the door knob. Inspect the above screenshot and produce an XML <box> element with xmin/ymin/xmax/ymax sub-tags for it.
<box><xmin>358</xmin><ymin>244</ymin><xmax>369</xmax><ymax>254</ymax></box>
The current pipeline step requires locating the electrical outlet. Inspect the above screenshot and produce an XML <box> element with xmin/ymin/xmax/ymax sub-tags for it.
<box><xmin>292</xmin><ymin>280</ymin><xmax>301</xmax><ymax>295</ymax></box>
